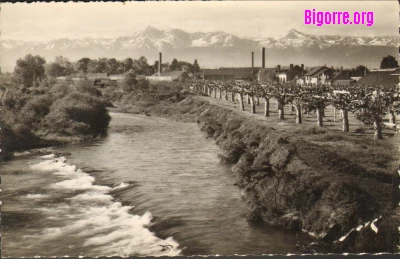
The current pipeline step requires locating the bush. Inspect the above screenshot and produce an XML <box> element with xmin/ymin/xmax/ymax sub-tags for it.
<box><xmin>19</xmin><ymin>95</ymin><xmax>53</xmax><ymax>127</ymax></box>
<box><xmin>2</xmin><ymin>89</ymin><xmax>30</xmax><ymax>111</ymax></box>
<box><xmin>45</xmin><ymin>91</ymin><xmax>111</xmax><ymax>136</ymax></box>
<box><xmin>76</xmin><ymin>81</ymin><xmax>102</xmax><ymax>97</ymax></box>
<box><xmin>49</xmin><ymin>84</ymin><xmax>73</xmax><ymax>99</ymax></box>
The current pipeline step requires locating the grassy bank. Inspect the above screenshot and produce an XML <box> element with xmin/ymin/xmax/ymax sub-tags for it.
<box><xmin>113</xmin><ymin>91</ymin><xmax>400</xmax><ymax>253</ymax></box>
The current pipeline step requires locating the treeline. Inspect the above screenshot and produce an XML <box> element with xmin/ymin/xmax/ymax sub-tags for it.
<box><xmin>9</xmin><ymin>54</ymin><xmax>200</xmax><ymax>88</ymax></box>
<box><xmin>0</xmin><ymin>55</ymin><xmax>115</xmax><ymax>160</ymax></box>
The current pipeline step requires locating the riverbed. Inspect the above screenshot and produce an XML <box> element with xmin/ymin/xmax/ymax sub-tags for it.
<box><xmin>1</xmin><ymin>112</ymin><xmax>305</xmax><ymax>257</ymax></box>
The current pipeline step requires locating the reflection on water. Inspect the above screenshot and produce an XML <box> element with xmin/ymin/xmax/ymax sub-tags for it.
<box><xmin>1</xmin><ymin>112</ymin><xmax>305</xmax><ymax>257</ymax></box>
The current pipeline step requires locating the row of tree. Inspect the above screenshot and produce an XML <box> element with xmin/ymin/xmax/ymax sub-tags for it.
<box><xmin>190</xmin><ymin>80</ymin><xmax>400</xmax><ymax>140</ymax></box>
<box><xmin>10</xmin><ymin>54</ymin><xmax>201</xmax><ymax>88</ymax></box>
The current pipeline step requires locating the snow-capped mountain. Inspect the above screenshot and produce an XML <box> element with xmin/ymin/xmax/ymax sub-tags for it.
<box><xmin>255</xmin><ymin>28</ymin><xmax>398</xmax><ymax>49</ymax></box>
<box><xmin>1</xmin><ymin>26</ymin><xmax>398</xmax><ymax>71</ymax></box>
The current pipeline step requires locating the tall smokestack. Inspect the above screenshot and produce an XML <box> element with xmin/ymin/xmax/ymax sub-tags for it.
<box><xmin>158</xmin><ymin>52</ymin><xmax>162</xmax><ymax>76</ymax></box>
<box><xmin>301</xmin><ymin>64</ymin><xmax>304</xmax><ymax>75</ymax></box>
<box><xmin>262</xmin><ymin>48</ymin><xmax>265</xmax><ymax>68</ymax></box>
<box><xmin>252</xmin><ymin>52</ymin><xmax>254</xmax><ymax>69</ymax></box>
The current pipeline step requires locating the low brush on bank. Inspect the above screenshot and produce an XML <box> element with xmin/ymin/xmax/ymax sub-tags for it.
<box><xmin>113</xmin><ymin>91</ymin><xmax>400</xmax><ymax>253</ymax></box>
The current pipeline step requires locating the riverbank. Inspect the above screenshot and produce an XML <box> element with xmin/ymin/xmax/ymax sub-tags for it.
<box><xmin>112</xmin><ymin>91</ymin><xmax>400</xmax><ymax>253</ymax></box>
<box><xmin>0</xmin><ymin>84</ymin><xmax>111</xmax><ymax>162</ymax></box>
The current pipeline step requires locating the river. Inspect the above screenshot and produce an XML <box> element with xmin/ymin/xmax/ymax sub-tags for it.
<box><xmin>1</xmin><ymin>112</ymin><xmax>305</xmax><ymax>257</ymax></box>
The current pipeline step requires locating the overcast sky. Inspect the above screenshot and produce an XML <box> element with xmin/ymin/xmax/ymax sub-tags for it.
<box><xmin>1</xmin><ymin>1</ymin><xmax>398</xmax><ymax>42</ymax></box>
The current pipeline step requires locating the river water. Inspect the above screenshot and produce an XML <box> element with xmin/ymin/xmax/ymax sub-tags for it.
<box><xmin>1</xmin><ymin>112</ymin><xmax>304</xmax><ymax>257</ymax></box>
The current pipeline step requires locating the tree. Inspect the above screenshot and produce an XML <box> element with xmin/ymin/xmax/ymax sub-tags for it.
<box><xmin>123</xmin><ymin>58</ymin><xmax>134</xmax><ymax>73</ymax></box>
<box><xmin>170</xmin><ymin>58</ymin><xmax>179</xmax><ymax>71</ymax></box>
<box><xmin>153</xmin><ymin>61</ymin><xmax>159</xmax><ymax>74</ymax></box>
<box><xmin>271</xmin><ymin>83</ymin><xmax>294</xmax><ymax>120</ymax></box>
<box><xmin>258</xmin><ymin>69</ymin><xmax>277</xmax><ymax>85</ymax></box>
<box><xmin>303</xmin><ymin>84</ymin><xmax>331</xmax><ymax>127</ymax></box>
<box><xmin>355</xmin><ymin>65</ymin><xmax>369</xmax><ymax>75</ymax></box>
<box><xmin>259</xmin><ymin>84</ymin><xmax>274</xmax><ymax>117</ymax></box>
<box><xmin>330</xmin><ymin>86</ymin><xmax>361</xmax><ymax>132</ymax></box>
<box><xmin>354</xmin><ymin>85</ymin><xmax>399</xmax><ymax>139</ymax></box>
<box><xmin>136</xmin><ymin>78</ymin><xmax>150</xmax><ymax>92</ymax></box>
<box><xmin>193</xmin><ymin>59</ymin><xmax>200</xmax><ymax>73</ymax></box>
<box><xmin>115</xmin><ymin>61</ymin><xmax>126</xmax><ymax>74</ymax></box>
<box><xmin>122</xmin><ymin>70</ymin><xmax>138</xmax><ymax>92</ymax></box>
<box><xmin>87</xmin><ymin>60</ymin><xmax>98</xmax><ymax>73</ymax></box>
<box><xmin>74</xmin><ymin>57</ymin><xmax>91</xmax><ymax>73</ymax></box>
<box><xmin>132</xmin><ymin>56</ymin><xmax>151</xmax><ymax>75</ymax></box>
<box><xmin>288</xmin><ymin>84</ymin><xmax>308</xmax><ymax>124</ymax></box>
<box><xmin>258</xmin><ymin>69</ymin><xmax>277</xmax><ymax>117</ymax></box>
<box><xmin>46</xmin><ymin>56</ymin><xmax>73</xmax><ymax>77</ymax></box>
<box><xmin>14</xmin><ymin>54</ymin><xmax>46</xmax><ymax>88</ymax></box>
<box><xmin>106</xmin><ymin>58</ymin><xmax>118</xmax><ymax>74</ymax></box>
<box><xmin>96</xmin><ymin>58</ymin><xmax>108</xmax><ymax>74</ymax></box>
<box><xmin>380</xmin><ymin>55</ymin><xmax>399</xmax><ymax>69</ymax></box>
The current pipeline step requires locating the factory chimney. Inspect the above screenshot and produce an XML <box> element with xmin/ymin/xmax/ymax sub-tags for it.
<box><xmin>158</xmin><ymin>52</ymin><xmax>162</xmax><ymax>76</ymax></box>
<box><xmin>252</xmin><ymin>52</ymin><xmax>254</xmax><ymax>70</ymax></box>
<box><xmin>262</xmin><ymin>48</ymin><xmax>265</xmax><ymax>69</ymax></box>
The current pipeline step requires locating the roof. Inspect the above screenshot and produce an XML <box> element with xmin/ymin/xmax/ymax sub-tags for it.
<box><xmin>199</xmin><ymin>69</ymin><xmax>234</xmax><ymax>76</ymax></box>
<box><xmin>217</xmin><ymin>67</ymin><xmax>260</xmax><ymax>79</ymax></box>
<box><xmin>390</xmin><ymin>68</ymin><xmax>400</xmax><ymax>75</ymax></box>
<box><xmin>305</xmin><ymin>66</ymin><xmax>327</xmax><ymax>77</ymax></box>
<box><xmin>276</xmin><ymin>66</ymin><xmax>291</xmax><ymax>73</ymax></box>
<box><xmin>232</xmin><ymin>67</ymin><xmax>259</xmax><ymax>79</ymax></box>
<box><xmin>312</xmin><ymin>68</ymin><xmax>329</xmax><ymax>78</ymax></box>
<box><xmin>332</xmin><ymin>71</ymin><xmax>353</xmax><ymax>81</ymax></box>
<box><xmin>357</xmin><ymin>70</ymin><xmax>399</xmax><ymax>85</ymax></box>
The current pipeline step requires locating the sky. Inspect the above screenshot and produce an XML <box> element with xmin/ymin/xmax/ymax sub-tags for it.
<box><xmin>0</xmin><ymin>1</ymin><xmax>398</xmax><ymax>42</ymax></box>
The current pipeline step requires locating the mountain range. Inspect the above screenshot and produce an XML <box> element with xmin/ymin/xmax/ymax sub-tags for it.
<box><xmin>1</xmin><ymin>26</ymin><xmax>398</xmax><ymax>72</ymax></box>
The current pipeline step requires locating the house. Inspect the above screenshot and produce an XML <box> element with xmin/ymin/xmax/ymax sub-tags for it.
<box><xmin>298</xmin><ymin>66</ymin><xmax>333</xmax><ymax>85</ymax></box>
<box><xmin>331</xmin><ymin>70</ymin><xmax>366</xmax><ymax>85</ymax></box>
<box><xmin>276</xmin><ymin>64</ymin><xmax>305</xmax><ymax>83</ymax></box>
<box><xmin>357</xmin><ymin>68</ymin><xmax>399</xmax><ymax>86</ymax></box>
<box><xmin>146</xmin><ymin>71</ymin><xmax>189</xmax><ymax>82</ymax></box>
<box><xmin>195</xmin><ymin>69</ymin><xmax>234</xmax><ymax>81</ymax></box>
<box><xmin>219</xmin><ymin>67</ymin><xmax>260</xmax><ymax>81</ymax></box>
<box><xmin>195</xmin><ymin>67</ymin><xmax>259</xmax><ymax>81</ymax></box>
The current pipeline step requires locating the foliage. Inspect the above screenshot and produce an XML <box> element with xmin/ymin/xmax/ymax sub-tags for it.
<box><xmin>45</xmin><ymin>91</ymin><xmax>110</xmax><ymax>136</ymax></box>
<box><xmin>258</xmin><ymin>69</ymin><xmax>277</xmax><ymax>84</ymax></box>
<box><xmin>76</xmin><ymin>79</ymin><xmax>102</xmax><ymax>97</ymax></box>
<box><xmin>46</xmin><ymin>56</ymin><xmax>74</xmax><ymax>77</ymax></box>
<box><xmin>14</xmin><ymin>54</ymin><xmax>46</xmax><ymax>88</ymax></box>
<box><xmin>122</xmin><ymin>70</ymin><xmax>138</xmax><ymax>92</ymax></box>
<box><xmin>74</xmin><ymin>57</ymin><xmax>91</xmax><ymax>73</ymax></box>
<box><xmin>380</xmin><ymin>55</ymin><xmax>399</xmax><ymax>69</ymax></box>
<box><xmin>19</xmin><ymin>95</ymin><xmax>53</xmax><ymax>128</ymax></box>
<box><xmin>136</xmin><ymin>78</ymin><xmax>150</xmax><ymax>92</ymax></box>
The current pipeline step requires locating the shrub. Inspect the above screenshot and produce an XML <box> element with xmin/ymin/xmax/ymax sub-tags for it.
<box><xmin>76</xmin><ymin>81</ymin><xmax>102</xmax><ymax>97</ymax></box>
<box><xmin>19</xmin><ymin>95</ymin><xmax>53</xmax><ymax>127</ymax></box>
<box><xmin>2</xmin><ymin>89</ymin><xmax>30</xmax><ymax>111</ymax></box>
<box><xmin>49</xmin><ymin>84</ymin><xmax>73</xmax><ymax>99</ymax></box>
<box><xmin>45</xmin><ymin>91</ymin><xmax>111</xmax><ymax>136</ymax></box>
